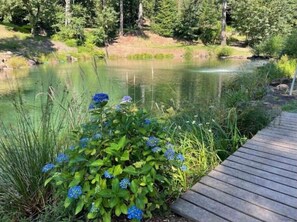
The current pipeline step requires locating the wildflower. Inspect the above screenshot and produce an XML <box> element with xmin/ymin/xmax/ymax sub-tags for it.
<box><xmin>67</xmin><ymin>185</ymin><xmax>83</xmax><ymax>199</ymax></box>
<box><xmin>127</xmin><ymin>205</ymin><xmax>143</xmax><ymax>220</ymax></box>
<box><xmin>164</xmin><ymin>148</ymin><xmax>175</xmax><ymax>160</ymax></box>
<box><xmin>144</xmin><ymin>118</ymin><xmax>151</xmax><ymax>125</ymax></box>
<box><xmin>146</xmin><ymin>136</ymin><xmax>159</xmax><ymax>147</ymax></box>
<box><xmin>186</xmin><ymin>121</ymin><xmax>189</xmax><ymax>123</ymax></box>
<box><xmin>180</xmin><ymin>165</ymin><xmax>187</xmax><ymax>171</ymax></box>
<box><xmin>93</xmin><ymin>133</ymin><xmax>102</xmax><ymax>140</ymax></box>
<box><xmin>121</xmin><ymin>96</ymin><xmax>132</xmax><ymax>103</ymax></box>
<box><xmin>152</xmin><ymin>146</ymin><xmax>161</xmax><ymax>153</ymax></box>
<box><xmin>198</xmin><ymin>123</ymin><xmax>203</xmax><ymax>127</ymax></box>
<box><xmin>194</xmin><ymin>115</ymin><xmax>198</xmax><ymax>118</ymax></box>
<box><xmin>119</xmin><ymin>178</ymin><xmax>130</xmax><ymax>189</ymax></box>
<box><xmin>56</xmin><ymin>153</ymin><xmax>69</xmax><ymax>163</ymax></box>
<box><xmin>103</xmin><ymin>171</ymin><xmax>113</xmax><ymax>179</ymax></box>
<box><xmin>80</xmin><ymin>137</ymin><xmax>89</xmax><ymax>148</ymax></box>
<box><xmin>92</xmin><ymin>93</ymin><xmax>109</xmax><ymax>104</ymax></box>
<box><xmin>192</xmin><ymin>121</ymin><xmax>196</xmax><ymax>125</ymax></box>
<box><xmin>176</xmin><ymin>153</ymin><xmax>185</xmax><ymax>162</ymax></box>
<box><xmin>208</xmin><ymin>129</ymin><xmax>212</xmax><ymax>133</ymax></box>
<box><xmin>42</xmin><ymin>163</ymin><xmax>55</xmax><ymax>173</ymax></box>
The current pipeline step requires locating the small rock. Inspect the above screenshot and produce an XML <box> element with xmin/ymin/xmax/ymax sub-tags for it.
<box><xmin>275</xmin><ymin>84</ymin><xmax>289</xmax><ymax>91</ymax></box>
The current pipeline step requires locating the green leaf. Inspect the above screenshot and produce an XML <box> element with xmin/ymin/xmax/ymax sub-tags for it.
<box><xmin>130</xmin><ymin>180</ymin><xmax>139</xmax><ymax>194</ymax></box>
<box><xmin>113</xmin><ymin>165</ymin><xmax>123</xmax><ymax>176</ymax></box>
<box><xmin>133</xmin><ymin>161</ymin><xmax>145</xmax><ymax>168</ymax></box>
<box><xmin>117</xmin><ymin>136</ymin><xmax>126</xmax><ymax>149</ymax></box>
<box><xmin>75</xmin><ymin>199</ymin><xmax>85</xmax><ymax>215</ymax></box>
<box><xmin>109</xmin><ymin>197</ymin><xmax>119</xmax><ymax>208</ymax></box>
<box><xmin>44</xmin><ymin>177</ymin><xmax>53</xmax><ymax>186</ymax></box>
<box><xmin>120</xmin><ymin>203</ymin><xmax>128</xmax><ymax>214</ymax></box>
<box><xmin>123</xmin><ymin>166</ymin><xmax>138</xmax><ymax>175</ymax></box>
<box><xmin>98</xmin><ymin>189</ymin><xmax>114</xmax><ymax>198</ymax></box>
<box><xmin>140</xmin><ymin>164</ymin><xmax>152</xmax><ymax>174</ymax></box>
<box><xmin>115</xmin><ymin>204</ymin><xmax>121</xmax><ymax>217</ymax></box>
<box><xmin>103</xmin><ymin>211</ymin><xmax>111</xmax><ymax>222</ymax></box>
<box><xmin>90</xmin><ymin>159</ymin><xmax>104</xmax><ymax>167</ymax></box>
<box><xmin>87</xmin><ymin>212</ymin><xmax>97</xmax><ymax>219</ymax></box>
<box><xmin>111</xmin><ymin>178</ymin><xmax>119</xmax><ymax>192</ymax></box>
<box><xmin>120</xmin><ymin>150</ymin><xmax>130</xmax><ymax>161</ymax></box>
<box><xmin>136</xmin><ymin>197</ymin><xmax>145</xmax><ymax>209</ymax></box>
<box><xmin>64</xmin><ymin>197</ymin><xmax>72</xmax><ymax>208</ymax></box>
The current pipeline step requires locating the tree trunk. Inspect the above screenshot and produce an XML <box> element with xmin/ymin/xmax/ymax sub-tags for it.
<box><xmin>220</xmin><ymin>0</ymin><xmax>227</xmax><ymax>46</ymax></box>
<box><xmin>65</xmin><ymin>0</ymin><xmax>71</xmax><ymax>26</ymax></box>
<box><xmin>137</xmin><ymin>2</ymin><xmax>143</xmax><ymax>29</ymax></box>
<box><xmin>119</xmin><ymin>0</ymin><xmax>124</xmax><ymax>36</ymax></box>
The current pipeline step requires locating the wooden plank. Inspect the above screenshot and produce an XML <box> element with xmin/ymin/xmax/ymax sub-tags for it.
<box><xmin>280</xmin><ymin>112</ymin><xmax>297</xmax><ymax>120</ymax></box>
<box><xmin>228</xmin><ymin>155</ymin><xmax>297</xmax><ymax>180</ymax></box>
<box><xmin>243</xmin><ymin>140</ymin><xmax>297</xmax><ymax>160</ymax></box>
<box><xmin>258</xmin><ymin>129</ymin><xmax>297</xmax><ymax>142</ymax></box>
<box><xmin>222</xmin><ymin>159</ymin><xmax>297</xmax><ymax>189</ymax></box>
<box><xmin>253</xmin><ymin>134</ymin><xmax>297</xmax><ymax>150</ymax></box>
<box><xmin>239</xmin><ymin>147</ymin><xmax>297</xmax><ymax>167</ymax></box>
<box><xmin>200</xmin><ymin>176</ymin><xmax>297</xmax><ymax>220</ymax></box>
<box><xmin>270</xmin><ymin>121</ymin><xmax>297</xmax><ymax>131</ymax></box>
<box><xmin>246</xmin><ymin>138</ymin><xmax>297</xmax><ymax>153</ymax></box>
<box><xmin>191</xmin><ymin>182</ymin><xmax>295</xmax><ymax>222</ymax></box>
<box><xmin>269</xmin><ymin>124</ymin><xmax>297</xmax><ymax>132</ymax></box>
<box><xmin>233</xmin><ymin>151</ymin><xmax>297</xmax><ymax>172</ymax></box>
<box><xmin>264</xmin><ymin>127</ymin><xmax>297</xmax><ymax>137</ymax></box>
<box><xmin>171</xmin><ymin>198</ymin><xmax>226</xmax><ymax>222</ymax></box>
<box><xmin>214</xmin><ymin>164</ymin><xmax>297</xmax><ymax>198</ymax></box>
<box><xmin>208</xmin><ymin>170</ymin><xmax>297</xmax><ymax>208</ymax></box>
<box><xmin>181</xmin><ymin>190</ymin><xmax>261</xmax><ymax>222</ymax></box>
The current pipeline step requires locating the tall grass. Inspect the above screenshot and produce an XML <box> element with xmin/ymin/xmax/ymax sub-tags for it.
<box><xmin>0</xmin><ymin>85</ymin><xmax>85</xmax><ymax>220</ymax></box>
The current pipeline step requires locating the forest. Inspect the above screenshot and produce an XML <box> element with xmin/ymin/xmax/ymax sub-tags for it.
<box><xmin>0</xmin><ymin>0</ymin><xmax>297</xmax><ymax>49</ymax></box>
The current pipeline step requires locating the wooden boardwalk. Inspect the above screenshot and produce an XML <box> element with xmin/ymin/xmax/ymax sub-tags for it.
<box><xmin>171</xmin><ymin>112</ymin><xmax>297</xmax><ymax>222</ymax></box>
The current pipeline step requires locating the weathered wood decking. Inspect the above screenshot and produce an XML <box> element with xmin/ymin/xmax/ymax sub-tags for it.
<box><xmin>172</xmin><ymin>112</ymin><xmax>297</xmax><ymax>222</ymax></box>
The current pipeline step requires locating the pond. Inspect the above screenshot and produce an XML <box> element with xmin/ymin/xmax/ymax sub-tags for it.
<box><xmin>0</xmin><ymin>58</ymin><xmax>263</xmax><ymax>123</ymax></box>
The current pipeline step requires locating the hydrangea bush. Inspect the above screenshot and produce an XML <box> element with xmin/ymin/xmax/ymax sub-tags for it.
<box><xmin>44</xmin><ymin>93</ymin><xmax>186</xmax><ymax>221</ymax></box>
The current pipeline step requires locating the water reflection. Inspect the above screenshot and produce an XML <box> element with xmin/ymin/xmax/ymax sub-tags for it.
<box><xmin>0</xmin><ymin>59</ymin><xmax>254</xmax><ymax>122</ymax></box>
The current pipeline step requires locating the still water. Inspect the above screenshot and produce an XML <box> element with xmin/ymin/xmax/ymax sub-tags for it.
<box><xmin>0</xmin><ymin>59</ymin><xmax>262</xmax><ymax>122</ymax></box>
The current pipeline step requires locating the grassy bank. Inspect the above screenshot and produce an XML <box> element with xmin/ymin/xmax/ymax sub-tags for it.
<box><xmin>0</xmin><ymin>23</ymin><xmax>252</xmax><ymax>70</ymax></box>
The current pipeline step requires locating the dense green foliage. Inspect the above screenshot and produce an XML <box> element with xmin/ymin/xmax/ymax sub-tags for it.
<box><xmin>1</xmin><ymin>0</ymin><xmax>295</xmax><ymax>47</ymax></box>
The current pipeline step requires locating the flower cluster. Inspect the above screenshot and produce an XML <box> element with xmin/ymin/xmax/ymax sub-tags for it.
<box><xmin>146</xmin><ymin>136</ymin><xmax>159</xmax><ymax>147</ymax></box>
<box><xmin>127</xmin><ymin>206</ymin><xmax>143</xmax><ymax>220</ymax></box>
<box><xmin>89</xmin><ymin>93</ymin><xmax>109</xmax><ymax>109</ymax></box>
<box><xmin>56</xmin><ymin>153</ymin><xmax>69</xmax><ymax>163</ymax></box>
<box><xmin>120</xmin><ymin>178</ymin><xmax>130</xmax><ymax>189</ymax></box>
<box><xmin>104</xmin><ymin>171</ymin><xmax>113</xmax><ymax>179</ymax></box>
<box><xmin>80</xmin><ymin>137</ymin><xmax>89</xmax><ymax>148</ymax></box>
<box><xmin>68</xmin><ymin>185</ymin><xmax>83</xmax><ymax>199</ymax></box>
<box><xmin>121</xmin><ymin>96</ymin><xmax>132</xmax><ymax>103</ymax></box>
<box><xmin>164</xmin><ymin>147</ymin><xmax>175</xmax><ymax>160</ymax></box>
<box><xmin>42</xmin><ymin>163</ymin><xmax>55</xmax><ymax>173</ymax></box>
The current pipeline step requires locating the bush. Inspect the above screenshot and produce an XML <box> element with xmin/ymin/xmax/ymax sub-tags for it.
<box><xmin>252</xmin><ymin>35</ymin><xmax>284</xmax><ymax>58</ymax></box>
<box><xmin>283</xmin><ymin>29</ymin><xmax>297</xmax><ymax>58</ymax></box>
<box><xmin>64</xmin><ymin>39</ymin><xmax>77</xmax><ymax>47</ymax></box>
<box><xmin>6</xmin><ymin>56</ymin><xmax>29</xmax><ymax>69</ymax></box>
<box><xmin>217</xmin><ymin>47</ymin><xmax>233</xmax><ymax>58</ymax></box>
<box><xmin>45</xmin><ymin>94</ymin><xmax>185</xmax><ymax>221</ymax></box>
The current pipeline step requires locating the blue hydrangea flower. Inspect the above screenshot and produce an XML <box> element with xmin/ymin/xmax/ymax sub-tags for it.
<box><xmin>80</xmin><ymin>137</ymin><xmax>89</xmax><ymax>148</ymax></box>
<box><xmin>121</xmin><ymin>96</ymin><xmax>132</xmax><ymax>103</ymax></box>
<box><xmin>89</xmin><ymin>103</ymin><xmax>95</xmax><ymax>110</ymax></box>
<box><xmin>103</xmin><ymin>171</ymin><xmax>113</xmax><ymax>179</ymax></box>
<box><xmin>93</xmin><ymin>133</ymin><xmax>102</xmax><ymax>140</ymax></box>
<box><xmin>69</xmin><ymin>145</ymin><xmax>75</xmax><ymax>150</ymax></box>
<box><xmin>68</xmin><ymin>185</ymin><xmax>82</xmax><ymax>199</ymax></box>
<box><xmin>152</xmin><ymin>146</ymin><xmax>161</xmax><ymax>153</ymax></box>
<box><xmin>144</xmin><ymin>118</ymin><xmax>151</xmax><ymax>125</ymax></box>
<box><xmin>146</xmin><ymin>136</ymin><xmax>159</xmax><ymax>147</ymax></box>
<box><xmin>92</xmin><ymin>93</ymin><xmax>109</xmax><ymax>104</ymax></box>
<box><xmin>164</xmin><ymin>148</ymin><xmax>175</xmax><ymax>160</ymax></box>
<box><xmin>180</xmin><ymin>165</ymin><xmax>187</xmax><ymax>171</ymax></box>
<box><xmin>42</xmin><ymin>163</ymin><xmax>55</xmax><ymax>173</ymax></box>
<box><xmin>56</xmin><ymin>153</ymin><xmax>69</xmax><ymax>163</ymax></box>
<box><xmin>127</xmin><ymin>205</ymin><xmax>143</xmax><ymax>220</ymax></box>
<box><xmin>176</xmin><ymin>153</ymin><xmax>185</xmax><ymax>162</ymax></box>
<box><xmin>119</xmin><ymin>178</ymin><xmax>130</xmax><ymax>189</ymax></box>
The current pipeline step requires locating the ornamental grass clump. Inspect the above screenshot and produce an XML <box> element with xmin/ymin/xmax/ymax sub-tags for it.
<box><xmin>44</xmin><ymin>93</ymin><xmax>185</xmax><ymax>221</ymax></box>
